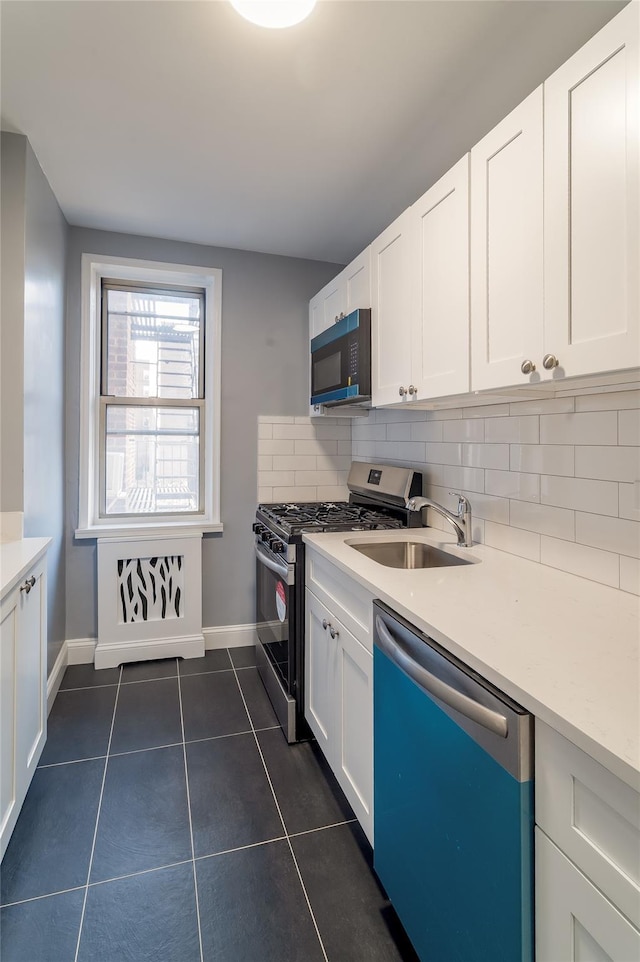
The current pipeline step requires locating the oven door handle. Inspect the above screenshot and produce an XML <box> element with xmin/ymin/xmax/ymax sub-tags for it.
<box><xmin>255</xmin><ymin>541</ymin><xmax>295</xmax><ymax>586</ymax></box>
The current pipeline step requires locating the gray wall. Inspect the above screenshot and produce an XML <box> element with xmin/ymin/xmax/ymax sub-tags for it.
<box><xmin>1</xmin><ymin>133</ymin><xmax>26</xmax><ymax>512</ymax></box>
<box><xmin>65</xmin><ymin>228</ymin><xmax>342</xmax><ymax>639</ymax></box>
<box><xmin>0</xmin><ymin>132</ymin><xmax>68</xmax><ymax>670</ymax></box>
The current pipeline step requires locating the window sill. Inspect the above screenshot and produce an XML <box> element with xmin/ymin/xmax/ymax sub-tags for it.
<box><xmin>74</xmin><ymin>521</ymin><xmax>224</xmax><ymax>540</ymax></box>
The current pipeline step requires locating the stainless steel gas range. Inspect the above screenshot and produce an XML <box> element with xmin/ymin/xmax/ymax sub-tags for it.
<box><xmin>253</xmin><ymin>462</ymin><xmax>423</xmax><ymax>742</ymax></box>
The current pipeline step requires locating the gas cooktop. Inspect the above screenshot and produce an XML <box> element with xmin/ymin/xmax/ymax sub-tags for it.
<box><xmin>257</xmin><ymin>500</ymin><xmax>405</xmax><ymax>538</ymax></box>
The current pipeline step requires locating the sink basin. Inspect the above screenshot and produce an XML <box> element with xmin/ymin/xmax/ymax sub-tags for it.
<box><xmin>348</xmin><ymin>541</ymin><xmax>473</xmax><ymax>569</ymax></box>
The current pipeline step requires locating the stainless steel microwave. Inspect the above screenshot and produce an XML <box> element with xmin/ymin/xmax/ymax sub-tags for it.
<box><xmin>310</xmin><ymin>308</ymin><xmax>371</xmax><ymax>406</ymax></box>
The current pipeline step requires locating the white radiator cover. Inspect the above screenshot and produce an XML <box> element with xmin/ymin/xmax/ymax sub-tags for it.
<box><xmin>95</xmin><ymin>534</ymin><xmax>204</xmax><ymax>669</ymax></box>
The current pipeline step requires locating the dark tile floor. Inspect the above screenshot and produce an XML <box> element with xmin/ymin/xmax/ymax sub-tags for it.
<box><xmin>0</xmin><ymin>646</ymin><xmax>418</xmax><ymax>962</ymax></box>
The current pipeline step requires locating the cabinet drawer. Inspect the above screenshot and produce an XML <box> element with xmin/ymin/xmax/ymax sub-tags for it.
<box><xmin>306</xmin><ymin>551</ymin><xmax>374</xmax><ymax>651</ymax></box>
<box><xmin>536</xmin><ymin>720</ymin><xmax>640</xmax><ymax>929</ymax></box>
<box><xmin>536</xmin><ymin>828</ymin><xmax>640</xmax><ymax>961</ymax></box>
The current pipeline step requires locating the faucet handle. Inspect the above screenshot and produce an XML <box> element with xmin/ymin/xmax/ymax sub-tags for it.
<box><xmin>449</xmin><ymin>492</ymin><xmax>470</xmax><ymax>515</ymax></box>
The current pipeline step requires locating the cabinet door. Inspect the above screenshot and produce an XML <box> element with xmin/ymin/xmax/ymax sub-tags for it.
<box><xmin>310</xmin><ymin>278</ymin><xmax>347</xmax><ymax>341</ymax></box>
<box><xmin>536</xmin><ymin>828</ymin><xmax>640</xmax><ymax>962</ymax></box>
<box><xmin>305</xmin><ymin>590</ymin><xmax>337</xmax><ymax>759</ymax></box>
<box><xmin>544</xmin><ymin>4</ymin><xmax>639</xmax><ymax>379</ymax></box>
<box><xmin>0</xmin><ymin>588</ymin><xmax>18</xmax><ymax>859</ymax></box>
<box><xmin>471</xmin><ymin>87</ymin><xmax>544</xmax><ymax>391</ymax></box>
<box><xmin>371</xmin><ymin>207</ymin><xmax>416</xmax><ymax>406</ymax></box>
<box><xmin>15</xmin><ymin>560</ymin><xmax>46</xmax><ymax>789</ymax></box>
<box><xmin>412</xmin><ymin>155</ymin><xmax>470</xmax><ymax>400</ymax></box>
<box><xmin>337</xmin><ymin>625</ymin><xmax>373</xmax><ymax>844</ymax></box>
<box><xmin>344</xmin><ymin>247</ymin><xmax>371</xmax><ymax>313</ymax></box>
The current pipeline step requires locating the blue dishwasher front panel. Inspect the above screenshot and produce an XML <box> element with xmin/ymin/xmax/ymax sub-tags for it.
<box><xmin>373</xmin><ymin>605</ymin><xmax>534</xmax><ymax>962</ymax></box>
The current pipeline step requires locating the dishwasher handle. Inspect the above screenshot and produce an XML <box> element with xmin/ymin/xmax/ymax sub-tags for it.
<box><xmin>375</xmin><ymin>615</ymin><xmax>508</xmax><ymax>738</ymax></box>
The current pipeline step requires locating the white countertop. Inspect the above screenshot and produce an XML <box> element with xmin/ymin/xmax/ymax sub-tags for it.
<box><xmin>0</xmin><ymin>538</ymin><xmax>51</xmax><ymax>598</ymax></box>
<box><xmin>303</xmin><ymin>528</ymin><xmax>640</xmax><ymax>791</ymax></box>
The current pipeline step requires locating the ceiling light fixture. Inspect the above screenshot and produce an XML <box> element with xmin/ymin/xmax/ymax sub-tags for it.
<box><xmin>229</xmin><ymin>0</ymin><xmax>316</xmax><ymax>29</ymax></box>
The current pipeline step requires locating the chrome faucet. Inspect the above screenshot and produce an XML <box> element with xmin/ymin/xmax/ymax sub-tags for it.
<box><xmin>406</xmin><ymin>493</ymin><xmax>473</xmax><ymax>547</ymax></box>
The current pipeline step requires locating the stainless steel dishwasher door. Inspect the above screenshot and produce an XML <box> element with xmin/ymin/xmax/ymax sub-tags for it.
<box><xmin>373</xmin><ymin>600</ymin><xmax>534</xmax><ymax>962</ymax></box>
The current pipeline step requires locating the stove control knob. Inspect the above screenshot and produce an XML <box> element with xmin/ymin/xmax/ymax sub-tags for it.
<box><xmin>270</xmin><ymin>540</ymin><xmax>284</xmax><ymax>553</ymax></box>
<box><xmin>261</xmin><ymin>530</ymin><xmax>271</xmax><ymax>542</ymax></box>
<box><xmin>252</xmin><ymin>522</ymin><xmax>263</xmax><ymax>535</ymax></box>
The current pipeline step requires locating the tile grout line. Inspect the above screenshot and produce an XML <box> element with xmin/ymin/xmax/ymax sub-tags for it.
<box><xmin>60</xmin><ymin>660</ymin><xmax>255</xmax><ymax>694</ymax></box>
<box><xmin>73</xmin><ymin>663</ymin><xmax>123</xmax><ymax>962</ymax></box>
<box><xmin>229</xmin><ymin>656</ymin><xmax>330</xmax><ymax>962</ymax></box>
<box><xmin>176</xmin><ymin>657</ymin><xmax>205</xmax><ymax>962</ymax></box>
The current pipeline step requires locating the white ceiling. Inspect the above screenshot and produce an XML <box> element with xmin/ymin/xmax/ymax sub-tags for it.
<box><xmin>1</xmin><ymin>0</ymin><xmax>627</xmax><ymax>264</ymax></box>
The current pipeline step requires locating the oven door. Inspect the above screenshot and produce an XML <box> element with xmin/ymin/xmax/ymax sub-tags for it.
<box><xmin>255</xmin><ymin>540</ymin><xmax>298</xmax><ymax>741</ymax></box>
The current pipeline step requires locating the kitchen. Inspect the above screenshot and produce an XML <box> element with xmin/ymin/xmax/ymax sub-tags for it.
<box><xmin>1</xmin><ymin>1</ymin><xmax>639</xmax><ymax>960</ymax></box>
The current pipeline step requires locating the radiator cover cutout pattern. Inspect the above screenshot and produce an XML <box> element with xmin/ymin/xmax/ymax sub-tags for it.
<box><xmin>117</xmin><ymin>555</ymin><xmax>184</xmax><ymax>623</ymax></box>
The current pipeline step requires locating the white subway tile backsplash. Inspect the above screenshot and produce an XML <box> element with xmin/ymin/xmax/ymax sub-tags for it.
<box><xmin>510</xmin><ymin>501</ymin><xmax>575</xmax><ymax>541</ymax></box>
<box><xmin>509</xmin><ymin>397</ymin><xmax>575</xmax><ymax>415</ymax></box>
<box><xmin>576</xmin><ymin>512</ymin><xmax>640</xmax><ymax>559</ymax></box>
<box><xmin>575</xmin><ymin>446</ymin><xmax>639</xmax><ymax>482</ymax></box>
<box><xmin>443</xmin><ymin>465</ymin><xmax>485</xmax><ymax>494</ymax></box>
<box><xmin>618</xmin><ymin>482</ymin><xmax>640</xmax><ymax>522</ymax></box>
<box><xmin>294</xmin><ymin>439</ymin><xmax>338</xmax><ymax>455</ymax></box>
<box><xmin>575</xmin><ymin>389</ymin><xmax>640</xmax><ymax>412</ymax></box>
<box><xmin>258</xmin><ymin>390</ymin><xmax>637</xmax><ymax>590</ymax></box>
<box><xmin>260</xmin><ymin>471</ymin><xmax>296</xmax><ymax>487</ymax></box>
<box><xmin>485</xmin><ymin>416</ymin><xmax>539</xmax><ymax>444</ymax></box>
<box><xmin>259</xmin><ymin>439</ymin><xmax>295</xmax><ymax>456</ymax></box>
<box><xmin>511</xmin><ymin>444</ymin><xmax>574</xmax><ymax>476</ymax></box>
<box><xmin>443</xmin><ymin>419</ymin><xmax>485</xmax><ymax>443</ymax></box>
<box><xmin>619</xmin><ymin>409</ymin><xmax>640</xmax><ymax>446</ymax></box>
<box><xmin>620</xmin><ymin>556</ymin><xmax>640</xmax><ymax>595</ymax></box>
<box><xmin>409</xmin><ymin>420</ymin><xmax>445</xmax><ymax>442</ymax></box>
<box><xmin>462</xmin><ymin>443</ymin><xmax>509</xmax><ymax>470</ymax></box>
<box><xmin>425</xmin><ymin>442</ymin><xmax>463</xmax><ymax>466</ymax></box>
<box><xmin>272</xmin><ymin>455</ymin><xmax>317</xmax><ymax>472</ymax></box>
<box><xmin>540</xmin><ymin>536</ymin><xmax>619</xmax><ymax>588</ymax></box>
<box><xmin>461</xmin><ymin>403</ymin><xmax>510</xmax><ymax>418</ymax></box>
<box><xmin>484</xmin><ymin>521</ymin><xmax>541</xmax><ymax>562</ymax></box>
<box><xmin>485</xmin><ymin>470</ymin><xmax>540</xmax><ymax>502</ymax></box>
<box><xmin>540</xmin><ymin>411</ymin><xmax>618</xmax><ymax>445</ymax></box>
<box><xmin>540</xmin><ymin>475</ymin><xmax>618</xmax><ymax>517</ymax></box>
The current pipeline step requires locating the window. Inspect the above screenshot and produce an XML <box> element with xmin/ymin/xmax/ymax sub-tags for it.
<box><xmin>77</xmin><ymin>256</ymin><xmax>222</xmax><ymax>537</ymax></box>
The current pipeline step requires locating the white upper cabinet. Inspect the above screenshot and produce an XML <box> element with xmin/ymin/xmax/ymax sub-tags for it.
<box><xmin>544</xmin><ymin>2</ymin><xmax>639</xmax><ymax>378</ymax></box>
<box><xmin>370</xmin><ymin>207</ymin><xmax>416</xmax><ymax>407</ymax></box>
<box><xmin>371</xmin><ymin>158</ymin><xmax>471</xmax><ymax>407</ymax></box>
<box><xmin>309</xmin><ymin>247</ymin><xmax>371</xmax><ymax>341</ymax></box>
<box><xmin>470</xmin><ymin>87</ymin><xmax>545</xmax><ymax>391</ymax></box>
<box><xmin>412</xmin><ymin>154</ymin><xmax>470</xmax><ymax>399</ymax></box>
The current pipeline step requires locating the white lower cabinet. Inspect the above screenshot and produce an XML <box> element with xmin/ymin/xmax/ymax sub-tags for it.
<box><xmin>1</xmin><ymin>553</ymin><xmax>48</xmax><ymax>859</ymax></box>
<box><xmin>305</xmin><ymin>586</ymin><xmax>373</xmax><ymax>844</ymax></box>
<box><xmin>535</xmin><ymin>720</ymin><xmax>640</xmax><ymax>960</ymax></box>
<box><xmin>536</xmin><ymin>829</ymin><xmax>640</xmax><ymax>962</ymax></box>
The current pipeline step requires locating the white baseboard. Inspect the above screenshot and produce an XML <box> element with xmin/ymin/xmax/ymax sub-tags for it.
<box><xmin>66</xmin><ymin>637</ymin><xmax>97</xmax><ymax>665</ymax></box>
<box><xmin>57</xmin><ymin>623</ymin><xmax>258</xmax><ymax>673</ymax></box>
<box><xmin>94</xmin><ymin>633</ymin><xmax>205</xmax><ymax>670</ymax></box>
<box><xmin>47</xmin><ymin>643</ymin><xmax>69</xmax><ymax>715</ymax></box>
<box><xmin>203</xmin><ymin>623</ymin><xmax>257</xmax><ymax>650</ymax></box>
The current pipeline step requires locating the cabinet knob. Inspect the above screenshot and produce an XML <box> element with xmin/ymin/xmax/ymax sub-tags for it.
<box><xmin>542</xmin><ymin>353</ymin><xmax>559</xmax><ymax>370</ymax></box>
<box><xmin>20</xmin><ymin>575</ymin><xmax>36</xmax><ymax>594</ymax></box>
<box><xmin>329</xmin><ymin>626</ymin><xmax>338</xmax><ymax>640</ymax></box>
<box><xmin>322</xmin><ymin>619</ymin><xmax>328</xmax><ymax>630</ymax></box>
<box><xmin>398</xmin><ymin>386</ymin><xmax>408</xmax><ymax>397</ymax></box>
<box><xmin>521</xmin><ymin>359</ymin><xmax>536</xmax><ymax>375</ymax></box>
<box><xmin>408</xmin><ymin>385</ymin><xmax>417</xmax><ymax>396</ymax></box>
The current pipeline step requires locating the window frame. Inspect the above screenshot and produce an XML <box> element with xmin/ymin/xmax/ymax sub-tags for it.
<box><xmin>76</xmin><ymin>254</ymin><xmax>222</xmax><ymax>538</ymax></box>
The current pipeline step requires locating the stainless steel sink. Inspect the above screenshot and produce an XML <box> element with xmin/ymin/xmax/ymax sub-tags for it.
<box><xmin>348</xmin><ymin>541</ymin><xmax>473</xmax><ymax>569</ymax></box>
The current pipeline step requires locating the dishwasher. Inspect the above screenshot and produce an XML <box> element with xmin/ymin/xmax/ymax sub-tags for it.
<box><xmin>373</xmin><ymin>601</ymin><xmax>534</xmax><ymax>962</ymax></box>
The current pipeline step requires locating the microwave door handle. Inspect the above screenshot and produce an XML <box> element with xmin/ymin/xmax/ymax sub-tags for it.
<box><xmin>375</xmin><ymin>616</ymin><xmax>508</xmax><ymax>738</ymax></box>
